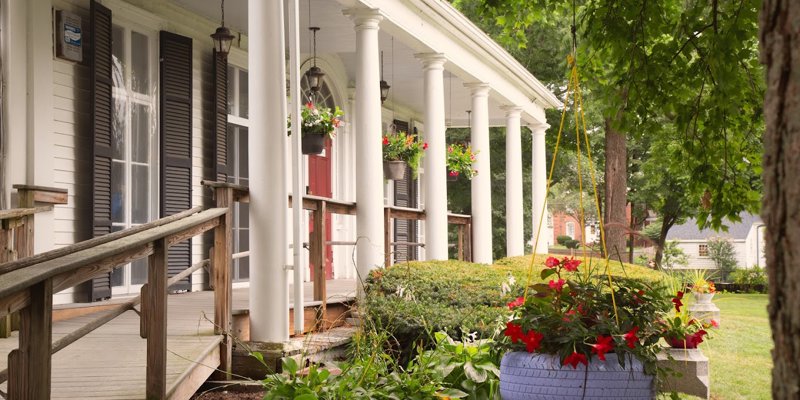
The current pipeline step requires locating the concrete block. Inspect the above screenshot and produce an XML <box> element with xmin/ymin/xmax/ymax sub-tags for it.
<box><xmin>657</xmin><ymin>348</ymin><xmax>710</xmax><ymax>399</ymax></box>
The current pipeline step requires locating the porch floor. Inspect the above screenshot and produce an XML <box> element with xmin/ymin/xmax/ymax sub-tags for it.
<box><xmin>0</xmin><ymin>279</ymin><xmax>357</xmax><ymax>399</ymax></box>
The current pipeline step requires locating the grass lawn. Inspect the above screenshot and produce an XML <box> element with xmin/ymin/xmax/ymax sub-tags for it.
<box><xmin>698</xmin><ymin>293</ymin><xmax>772</xmax><ymax>399</ymax></box>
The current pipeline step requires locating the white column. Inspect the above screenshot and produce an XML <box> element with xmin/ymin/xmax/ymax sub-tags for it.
<box><xmin>502</xmin><ymin>106</ymin><xmax>524</xmax><ymax>257</ymax></box>
<box><xmin>346</xmin><ymin>8</ymin><xmax>385</xmax><ymax>278</ymax></box>
<box><xmin>248</xmin><ymin>0</ymin><xmax>289</xmax><ymax>343</ymax></box>
<box><xmin>416</xmin><ymin>53</ymin><xmax>448</xmax><ymax>260</ymax></box>
<box><xmin>465</xmin><ymin>83</ymin><xmax>492</xmax><ymax>264</ymax></box>
<box><xmin>531</xmin><ymin>124</ymin><xmax>550</xmax><ymax>255</ymax></box>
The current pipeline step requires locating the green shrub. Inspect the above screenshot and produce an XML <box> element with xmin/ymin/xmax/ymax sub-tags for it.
<box><xmin>564</xmin><ymin>239</ymin><xmax>581</xmax><ymax>249</ymax></box>
<box><xmin>730</xmin><ymin>265</ymin><xmax>768</xmax><ymax>292</ymax></box>
<box><xmin>364</xmin><ymin>256</ymin><xmax>667</xmax><ymax>361</ymax></box>
<box><xmin>556</xmin><ymin>235</ymin><xmax>572</xmax><ymax>246</ymax></box>
<box><xmin>707</xmin><ymin>237</ymin><xmax>738</xmax><ymax>281</ymax></box>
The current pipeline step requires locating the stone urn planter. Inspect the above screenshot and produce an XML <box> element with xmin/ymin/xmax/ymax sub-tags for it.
<box><xmin>500</xmin><ymin>352</ymin><xmax>655</xmax><ymax>400</ymax></box>
<box><xmin>689</xmin><ymin>292</ymin><xmax>720</xmax><ymax>324</ymax></box>
<box><xmin>383</xmin><ymin>160</ymin><xmax>407</xmax><ymax>180</ymax></box>
<box><xmin>302</xmin><ymin>132</ymin><xmax>326</xmax><ymax>155</ymax></box>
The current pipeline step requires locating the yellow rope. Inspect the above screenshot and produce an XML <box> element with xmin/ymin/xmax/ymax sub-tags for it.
<box><xmin>523</xmin><ymin>54</ymin><xmax>620</xmax><ymax>325</ymax></box>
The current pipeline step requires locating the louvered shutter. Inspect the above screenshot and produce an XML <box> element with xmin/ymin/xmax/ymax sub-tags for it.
<box><xmin>392</xmin><ymin>120</ymin><xmax>418</xmax><ymax>262</ymax></box>
<box><xmin>160</xmin><ymin>31</ymin><xmax>193</xmax><ymax>291</ymax></box>
<box><xmin>89</xmin><ymin>0</ymin><xmax>113</xmax><ymax>301</ymax></box>
<box><xmin>212</xmin><ymin>49</ymin><xmax>230</xmax><ymax>181</ymax></box>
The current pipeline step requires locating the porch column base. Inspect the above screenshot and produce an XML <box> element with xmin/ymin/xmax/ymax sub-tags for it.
<box><xmin>657</xmin><ymin>348</ymin><xmax>710</xmax><ymax>399</ymax></box>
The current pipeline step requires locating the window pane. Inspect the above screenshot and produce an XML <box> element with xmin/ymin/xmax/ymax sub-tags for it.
<box><xmin>111</xmin><ymin>99</ymin><xmax>127</xmax><ymax>160</ymax></box>
<box><xmin>238</xmin><ymin>203</ymin><xmax>249</xmax><ymax>229</ymax></box>
<box><xmin>111</xmin><ymin>161</ymin><xmax>126</xmax><ymax>223</ymax></box>
<box><xmin>110</xmin><ymin>225</ymin><xmax>124</xmax><ymax>286</ymax></box>
<box><xmin>131</xmin><ymin>31</ymin><xmax>150</xmax><ymax>94</ymax></box>
<box><xmin>238</xmin><ymin>70</ymin><xmax>248</xmax><ymax>118</ymax></box>
<box><xmin>239</xmin><ymin>128</ymin><xmax>248</xmax><ymax>178</ymax></box>
<box><xmin>132</xmin><ymin>104</ymin><xmax>150</xmax><ymax>163</ymax></box>
<box><xmin>227</xmin><ymin>66</ymin><xmax>235</xmax><ymax>114</ymax></box>
<box><xmin>131</xmin><ymin>258</ymin><xmax>148</xmax><ymax>285</ymax></box>
<box><xmin>112</xmin><ymin>26</ymin><xmax>125</xmax><ymax>87</ymax></box>
<box><xmin>238</xmin><ymin>230</ymin><xmax>249</xmax><ymax>280</ymax></box>
<box><xmin>131</xmin><ymin>164</ymin><xmax>149</xmax><ymax>224</ymax></box>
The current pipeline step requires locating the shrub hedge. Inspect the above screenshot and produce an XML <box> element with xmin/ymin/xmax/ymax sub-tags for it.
<box><xmin>363</xmin><ymin>255</ymin><xmax>668</xmax><ymax>360</ymax></box>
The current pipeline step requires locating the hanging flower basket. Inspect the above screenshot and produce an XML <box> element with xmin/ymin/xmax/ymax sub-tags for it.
<box><xmin>302</xmin><ymin>132</ymin><xmax>326</xmax><ymax>155</ymax></box>
<box><xmin>500</xmin><ymin>352</ymin><xmax>654</xmax><ymax>400</ymax></box>
<box><xmin>383</xmin><ymin>160</ymin><xmax>407</xmax><ymax>180</ymax></box>
<box><xmin>447</xmin><ymin>171</ymin><xmax>459</xmax><ymax>181</ymax></box>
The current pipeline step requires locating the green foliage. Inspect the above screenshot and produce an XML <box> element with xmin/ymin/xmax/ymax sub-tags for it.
<box><xmin>564</xmin><ymin>239</ymin><xmax>580</xmax><ymax>249</ymax></box>
<box><xmin>730</xmin><ymin>265</ymin><xmax>767</xmax><ymax>290</ymax></box>
<box><xmin>382</xmin><ymin>131</ymin><xmax>427</xmax><ymax>178</ymax></box>
<box><xmin>298</xmin><ymin>102</ymin><xmax>343</xmax><ymax>138</ymax></box>
<box><xmin>556</xmin><ymin>235</ymin><xmax>572</xmax><ymax>246</ymax></box>
<box><xmin>661</xmin><ymin>241</ymin><xmax>688</xmax><ymax>270</ymax></box>
<box><xmin>262</xmin><ymin>330</ymin><xmax>500</xmax><ymax>399</ymax></box>
<box><xmin>641</xmin><ymin>222</ymin><xmax>662</xmax><ymax>243</ymax></box>
<box><xmin>707</xmin><ymin>237</ymin><xmax>738</xmax><ymax>281</ymax></box>
<box><xmin>446</xmin><ymin>143</ymin><xmax>478</xmax><ymax>180</ymax></box>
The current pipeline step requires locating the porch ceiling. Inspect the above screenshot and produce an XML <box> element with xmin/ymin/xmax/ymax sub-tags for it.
<box><xmin>170</xmin><ymin>0</ymin><xmax>554</xmax><ymax>129</ymax></box>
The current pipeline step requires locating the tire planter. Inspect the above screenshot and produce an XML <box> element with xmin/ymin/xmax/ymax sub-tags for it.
<box><xmin>302</xmin><ymin>133</ymin><xmax>326</xmax><ymax>154</ymax></box>
<box><xmin>383</xmin><ymin>160</ymin><xmax>407</xmax><ymax>180</ymax></box>
<box><xmin>500</xmin><ymin>352</ymin><xmax>655</xmax><ymax>400</ymax></box>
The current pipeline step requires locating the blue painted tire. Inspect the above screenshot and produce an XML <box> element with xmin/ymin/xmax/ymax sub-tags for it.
<box><xmin>500</xmin><ymin>352</ymin><xmax>654</xmax><ymax>400</ymax></box>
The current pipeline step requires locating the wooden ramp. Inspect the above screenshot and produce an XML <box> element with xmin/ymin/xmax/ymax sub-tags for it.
<box><xmin>0</xmin><ymin>280</ymin><xmax>356</xmax><ymax>399</ymax></box>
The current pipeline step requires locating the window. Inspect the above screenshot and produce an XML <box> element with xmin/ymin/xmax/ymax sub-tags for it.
<box><xmin>566</xmin><ymin>222</ymin><xmax>575</xmax><ymax>239</ymax></box>
<box><xmin>228</xmin><ymin>65</ymin><xmax>249</xmax><ymax>282</ymax></box>
<box><xmin>109</xmin><ymin>24</ymin><xmax>157</xmax><ymax>293</ymax></box>
<box><xmin>699</xmin><ymin>244</ymin><xmax>709</xmax><ymax>257</ymax></box>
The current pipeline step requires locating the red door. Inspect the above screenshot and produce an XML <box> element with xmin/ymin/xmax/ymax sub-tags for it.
<box><xmin>308</xmin><ymin>137</ymin><xmax>334</xmax><ymax>279</ymax></box>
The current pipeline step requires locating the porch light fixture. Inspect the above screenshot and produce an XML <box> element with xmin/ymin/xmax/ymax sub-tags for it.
<box><xmin>380</xmin><ymin>51</ymin><xmax>391</xmax><ymax>104</ymax></box>
<box><xmin>306</xmin><ymin>27</ymin><xmax>325</xmax><ymax>93</ymax></box>
<box><xmin>210</xmin><ymin>0</ymin><xmax>235</xmax><ymax>56</ymax></box>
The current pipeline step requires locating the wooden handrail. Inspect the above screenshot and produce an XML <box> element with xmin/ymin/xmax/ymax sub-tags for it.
<box><xmin>0</xmin><ymin>206</ymin><xmax>54</xmax><ymax>221</ymax></box>
<box><xmin>0</xmin><ymin>208</ymin><xmax>226</xmax><ymax>303</ymax></box>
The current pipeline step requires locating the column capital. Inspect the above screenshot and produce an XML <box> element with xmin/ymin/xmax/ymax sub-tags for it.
<box><xmin>464</xmin><ymin>82</ymin><xmax>490</xmax><ymax>97</ymax></box>
<box><xmin>415</xmin><ymin>53</ymin><xmax>447</xmax><ymax>70</ymax></box>
<box><xmin>500</xmin><ymin>105</ymin><xmax>523</xmax><ymax>117</ymax></box>
<box><xmin>530</xmin><ymin>123</ymin><xmax>550</xmax><ymax>135</ymax></box>
<box><xmin>343</xmin><ymin>8</ymin><xmax>383</xmax><ymax>30</ymax></box>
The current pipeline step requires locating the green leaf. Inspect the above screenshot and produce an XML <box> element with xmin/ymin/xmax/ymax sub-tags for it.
<box><xmin>439</xmin><ymin>388</ymin><xmax>469</xmax><ymax>398</ymax></box>
<box><xmin>464</xmin><ymin>361</ymin><xmax>488</xmax><ymax>383</ymax></box>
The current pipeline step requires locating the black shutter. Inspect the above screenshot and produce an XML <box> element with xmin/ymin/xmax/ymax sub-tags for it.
<box><xmin>213</xmin><ymin>50</ymin><xmax>230</xmax><ymax>181</ymax></box>
<box><xmin>392</xmin><ymin>120</ymin><xmax>418</xmax><ymax>262</ymax></box>
<box><xmin>89</xmin><ymin>0</ymin><xmax>113</xmax><ymax>301</ymax></box>
<box><xmin>160</xmin><ymin>31</ymin><xmax>193</xmax><ymax>291</ymax></box>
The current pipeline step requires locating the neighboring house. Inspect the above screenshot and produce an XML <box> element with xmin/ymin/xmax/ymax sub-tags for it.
<box><xmin>665</xmin><ymin>213</ymin><xmax>766</xmax><ymax>269</ymax></box>
<box><xmin>550</xmin><ymin>212</ymin><xmax>587</xmax><ymax>243</ymax></box>
<box><xmin>0</xmin><ymin>0</ymin><xmax>559</xmax><ymax>340</ymax></box>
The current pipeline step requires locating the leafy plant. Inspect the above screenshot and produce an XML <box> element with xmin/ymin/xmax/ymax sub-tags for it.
<box><xmin>564</xmin><ymin>239</ymin><xmax>580</xmax><ymax>249</ymax></box>
<box><xmin>501</xmin><ymin>256</ymin><xmax>673</xmax><ymax>375</ymax></box>
<box><xmin>556</xmin><ymin>235</ymin><xmax>572</xmax><ymax>246</ymax></box>
<box><xmin>661</xmin><ymin>241</ymin><xmax>688</xmax><ymax>270</ymax></box>
<box><xmin>660</xmin><ymin>290</ymin><xmax>718</xmax><ymax>349</ymax></box>
<box><xmin>297</xmin><ymin>102</ymin><xmax>344</xmax><ymax>138</ymax></box>
<box><xmin>447</xmin><ymin>143</ymin><xmax>478</xmax><ymax>179</ymax></box>
<box><xmin>707</xmin><ymin>237</ymin><xmax>738</xmax><ymax>281</ymax></box>
<box><xmin>685</xmin><ymin>269</ymin><xmax>716</xmax><ymax>294</ymax></box>
<box><xmin>382</xmin><ymin>131</ymin><xmax>427</xmax><ymax>178</ymax></box>
<box><xmin>730</xmin><ymin>265</ymin><xmax>768</xmax><ymax>291</ymax></box>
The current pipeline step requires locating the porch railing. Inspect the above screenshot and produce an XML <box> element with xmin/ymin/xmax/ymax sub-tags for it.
<box><xmin>383</xmin><ymin>206</ymin><xmax>472</xmax><ymax>267</ymax></box>
<box><xmin>0</xmin><ymin>183</ymin><xmax>240</xmax><ymax>399</ymax></box>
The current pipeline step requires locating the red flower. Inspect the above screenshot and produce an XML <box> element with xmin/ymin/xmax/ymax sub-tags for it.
<box><xmin>448</xmin><ymin>145</ymin><xmax>453</xmax><ymax>153</ymax></box>
<box><xmin>624</xmin><ymin>326</ymin><xmax>640</xmax><ymax>349</ymax></box>
<box><xmin>548</xmin><ymin>279</ymin><xmax>565</xmax><ymax>291</ymax></box>
<box><xmin>563</xmin><ymin>352</ymin><xmax>588</xmax><ymax>369</ymax></box>
<box><xmin>503</xmin><ymin>322</ymin><xmax>524</xmax><ymax>344</ymax></box>
<box><xmin>423</xmin><ymin>142</ymin><xmax>429</xmax><ymax>150</ymax></box>
<box><xmin>633</xmin><ymin>289</ymin><xmax>645</xmax><ymax>304</ymax></box>
<box><xmin>672</xmin><ymin>291</ymin><xmax>684</xmax><ymax>313</ymax></box>
<box><xmin>710</xmin><ymin>319</ymin><xmax>719</xmax><ymax>328</ymax></box>
<box><xmin>305</xmin><ymin>102</ymin><xmax>314</xmax><ymax>109</ymax></box>
<box><xmin>562</xmin><ymin>257</ymin><xmax>581</xmax><ymax>272</ymax></box>
<box><xmin>689</xmin><ymin>330</ymin><xmax>708</xmax><ymax>347</ymax></box>
<box><xmin>382</xmin><ymin>136</ymin><xmax>389</xmax><ymax>146</ymax></box>
<box><xmin>507</xmin><ymin>296</ymin><xmax>525</xmax><ymax>309</ymax></box>
<box><xmin>545</xmin><ymin>257</ymin><xmax>560</xmax><ymax>268</ymax></box>
<box><xmin>449</xmin><ymin>170</ymin><xmax>459</xmax><ymax>177</ymax></box>
<box><xmin>591</xmin><ymin>335</ymin><xmax>614</xmax><ymax>361</ymax></box>
<box><xmin>563</xmin><ymin>309</ymin><xmax>577</xmax><ymax>322</ymax></box>
<box><xmin>523</xmin><ymin>330</ymin><xmax>544</xmax><ymax>353</ymax></box>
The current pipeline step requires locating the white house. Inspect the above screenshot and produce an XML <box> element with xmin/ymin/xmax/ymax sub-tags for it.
<box><xmin>0</xmin><ymin>0</ymin><xmax>559</xmax><ymax>344</ymax></box>
<box><xmin>666</xmin><ymin>213</ymin><xmax>766</xmax><ymax>270</ymax></box>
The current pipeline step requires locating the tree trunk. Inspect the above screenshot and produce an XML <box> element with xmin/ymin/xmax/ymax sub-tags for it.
<box><xmin>653</xmin><ymin>215</ymin><xmax>676</xmax><ymax>269</ymax></box>
<box><xmin>604</xmin><ymin>117</ymin><xmax>628</xmax><ymax>263</ymax></box>
<box><xmin>628</xmin><ymin>201</ymin><xmax>637</xmax><ymax>263</ymax></box>
<box><xmin>760</xmin><ymin>1</ymin><xmax>800</xmax><ymax>398</ymax></box>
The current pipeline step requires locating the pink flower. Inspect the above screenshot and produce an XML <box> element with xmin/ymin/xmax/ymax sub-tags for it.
<box><xmin>562</xmin><ymin>257</ymin><xmax>581</xmax><ymax>272</ymax></box>
<box><xmin>548</xmin><ymin>279</ymin><xmax>565</xmax><ymax>291</ymax></box>
<box><xmin>710</xmin><ymin>319</ymin><xmax>719</xmax><ymax>328</ymax></box>
<box><xmin>305</xmin><ymin>102</ymin><xmax>314</xmax><ymax>109</ymax></box>
<box><xmin>449</xmin><ymin>170</ymin><xmax>459</xmax><ymax>177</ymax></box>
<box><xmin>423</xmin><ymin>142</ymin><xmax>429</xmax><ymax>150</ymax></box>
<box><xmin>545</xmin><ymin>256</ymin><xmax>560</xmax><ymax>268</ymax></box>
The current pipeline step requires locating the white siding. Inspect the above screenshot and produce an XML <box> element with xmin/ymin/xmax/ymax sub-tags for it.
<box><xmin>674</xmin><ymin>239</ymin><xmax>748</xmax><ymax>270</ymax></box>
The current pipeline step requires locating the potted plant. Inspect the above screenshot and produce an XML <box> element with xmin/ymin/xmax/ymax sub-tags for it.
<box><xmin>661</xmin><ymin>290</ymin><xmax>718</xmax><ymax>349</ymax></box>
<box><xmin>297</xmin><ymin>102</ymin><xmax>343</xmax><ymax>154</ymax></box>
<box><xmin>687</xmin><ymin>269</ymin><xmax>716</xmax><ymax>304</ymax></box>
<box><xmin>446</xmin><ymin>143</ymin><xmax>478</xmax><ymax>181</ymax></box>
<box><xmin>499</xmin><ymin>256</ymin><xmax>672</xmax><ymax>399</ymax></box>
<box><xmin>382</xmin><ymin>131</ymin><xmax>427</xmax><ymax>180</ymax></box>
